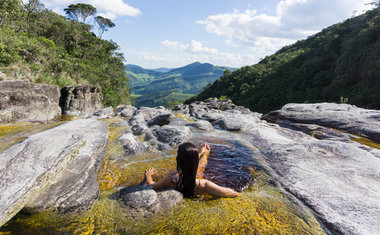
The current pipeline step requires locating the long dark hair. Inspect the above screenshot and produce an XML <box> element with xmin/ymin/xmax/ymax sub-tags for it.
<box><xmin>176</xmin><ymin>142</ymin><xmax>199</xmax><ymax>197</ymax></box>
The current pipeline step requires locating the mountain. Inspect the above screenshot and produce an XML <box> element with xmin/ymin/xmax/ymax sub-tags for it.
<box><xmin>152</xmin><ymin>67</ymin><xmax>172</xmax><ymax>73</ymax></box>
<box><xmin>126</xmin><ymin>62</ymin><xmax>235</xmax><ymax>107</ymax></box>
<box><xmin>187</xmin><ymin>8</ymin><xmax>380</xmax><ymax>114</ymax></box>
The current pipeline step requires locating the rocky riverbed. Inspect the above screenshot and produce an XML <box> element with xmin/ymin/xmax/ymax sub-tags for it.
<box><xmin>1</xmin><ymin>98</ymin><xmax>379</xmax><ymax>234</ymax></box>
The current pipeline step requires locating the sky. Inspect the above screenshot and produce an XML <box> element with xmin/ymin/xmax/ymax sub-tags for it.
<box><xmin>41</xmin><ymin>0</ymin><xmax>373</xmax><ymax>69</ymax></box>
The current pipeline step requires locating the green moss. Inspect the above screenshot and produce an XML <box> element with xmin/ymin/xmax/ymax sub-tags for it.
<box><xmin>0</xmin><ymin>122</ymin><xmax>63</xmax><ymax>152</ymax></box>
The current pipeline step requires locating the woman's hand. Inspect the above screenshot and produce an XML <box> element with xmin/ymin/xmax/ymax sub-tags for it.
<box><xmin>199</xmin><ymin>143</ymin><xmax>210</xmax><ymax>156</ymax></box>
<box><xmin>145</xmin><ymin>168</ymin><xmax>156</xmax><ymax>178</ymax></box>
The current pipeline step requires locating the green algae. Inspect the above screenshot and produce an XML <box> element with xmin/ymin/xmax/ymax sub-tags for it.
<box><xmin>0</xmin><ymin>121</ymin><xmax>64</xmax><ymax>152</ymax></box>
<box><xmin>332</xmin><ymin>128</ymin><xmax>380</xmax><ymax>149</ymax></box>
<box><xmin>350</xmin><ymin>136</ymin><xmax>380</xmax><ymax>149</ymax></box>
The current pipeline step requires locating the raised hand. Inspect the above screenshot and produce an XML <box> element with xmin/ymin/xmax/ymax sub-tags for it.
<box><xmin>145</xmin><ymin>168</ymin><xmax>156</xmax><ymax>178</ymax></box>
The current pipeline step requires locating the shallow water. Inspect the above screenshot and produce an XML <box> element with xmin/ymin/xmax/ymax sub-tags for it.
<box><xmin>0</xmin><ymin>118</ymin><xmax>326</xmax><ymax>234</ymax></box>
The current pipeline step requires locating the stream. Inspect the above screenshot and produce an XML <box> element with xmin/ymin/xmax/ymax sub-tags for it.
<box><xmin>0</xmin><ymin>118</ymin><xmax>326</xmax><ymax>234</ymax></box>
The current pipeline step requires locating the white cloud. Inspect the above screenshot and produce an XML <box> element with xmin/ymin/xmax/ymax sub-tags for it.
<box><xmin>41</xmin><ymin>0</ymin><xmax>141</xmax><ymax>20</ymax></box>
<box><xmin>197</xmin><ymin>0</ymin><xmax>373</xmax><ymax>61</ymax></box>
<box><xmin>159</xmin><ymin>39</ymin><xmax>254</xmax><ymax>67</ymax></box>
<box><xmin>225</xmin><ymin>39</ymin><xmax>239</xmax><ymax>48</ymax></box>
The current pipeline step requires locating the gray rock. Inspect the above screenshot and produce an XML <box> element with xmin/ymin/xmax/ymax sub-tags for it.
<box><xmin>144</xmin><ymin>129</ymin><xmax>156</xmax><ymax>141</ymax></box>
<box><xmin>172</xmin><ymin>104</ymin><xmax>189</xmax><ymax>115</ymax></box>
<box><xmin>0</xmin><ymin>119</ymin><xmax>107</xmax><ymax>226</ymax></box>
<box><xmin>147</xmin><ymin>112</ymin><xmax>174</xmax><ymax>126</ymax></box>
<box><xmin>201</xmin><ymin>112</ymin><xmax>223</xmax><ymax>122</ymax></box>
<box><xmin>119</xmin><ymin>105</ymin><xmax>136</xmax><ymax>117</ymax></box>
<box><xmin>263</xmin><ymin>103</ymin><xmax>380</xmax><ymax>143</ymax></box>
<box><xmin>60</xmin><ymin>85</ymin><xmax>103</xmax><ymax>117</ymax></box>
<box><xmin>213</xmin><ymin>113</ymin><xmax>259</xmax><ymax>132</ymax></box>
<box><xmin>247</xmin><ymin>121</ymin><xmax>380</xmax><ymax>234</ymax></box>
<box><xmin>136</xmin><ymin>107</ymin><xmax>163</xmax><ymax>121</ymax></box>
<box><xmin>153</xmin><ymin>125</ymin><xmax>193</xmax><ymax>145</ymax></box>
<box><xmin>0</xmin><ymin>80</ymin><xmax>61</xmax><ymax>123</ymax></box>
<box><xmin>131</xmin><ymin>124</ymin><xmax>147</xmax><ymax>136</ymax></box>
<box><xmin>118</xmin><ymin>186</ymin><xmax>183</xmax><ymax>218</ymax></box>
<box><xmin>92</xmin><ymin>106</ymin><xmax>114</xmax><ymax>118</ymax></box>
<box><xmin>169</xmin><ymin>117</ymin><xmax>192</xmax><ymax>126</ymax></box>
<box><xmin>187</xmin><ymin>120</ymin><xmax>213</xmax><ymax>131</ymax></box>
<box><xmin>119</xmin><ymin>133</ymin><xmax>140</xmax><ymax>155</ymax></box>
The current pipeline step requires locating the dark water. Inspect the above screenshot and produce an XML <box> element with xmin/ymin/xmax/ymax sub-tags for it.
<box><xmin>202</xmin><ymin>139</ymin><xmax>264</xmax><ymax>192</ymax></box>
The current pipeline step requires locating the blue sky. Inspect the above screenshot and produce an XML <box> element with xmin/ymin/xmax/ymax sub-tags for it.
<box><xmin>42</xmin><ymin>0</ymin><xmax>372</xmax><ymax>68</ymax></box>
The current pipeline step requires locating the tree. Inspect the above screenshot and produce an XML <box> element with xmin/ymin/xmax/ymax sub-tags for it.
<box><xmin>366</xmin><ymin>1</ymin><xmax>380</xmax><ymax>7</ymax></box>
<box><xmin>64</xmin><ymin>3</ymin><xmax>96</xmax><ymax>23</ymax></box>
<box><xmin>95</xmin><ymin>16</ymin><xmax>115</xmax><ymax>38</ymax></box>
<box><xmin>0</xmin><ymin>0</ymin><xmax>21</xmax><ymax>27</ymax></box>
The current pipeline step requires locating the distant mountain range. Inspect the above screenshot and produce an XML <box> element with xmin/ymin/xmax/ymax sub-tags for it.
<box><xmin>126</xmin><ymin>62</ymin><xmax>235</xmax><ymax>107</ymax></box>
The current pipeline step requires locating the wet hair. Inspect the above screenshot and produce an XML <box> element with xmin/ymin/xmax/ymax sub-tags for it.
<box><xmin>176</xmin><ymin>142</ymin><xmax>199</xmax><ymax>198</ymax></box>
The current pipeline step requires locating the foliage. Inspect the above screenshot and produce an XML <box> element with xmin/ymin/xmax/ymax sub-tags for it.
<box><xmin>0</xmin><ymin>0</ymin><xmax>130</xmax><ymax>107</ymax></box>
<box><xmin>134</xmin><ymin>91</ymin><xmax>193</xmax><ymax>108</ymax></box>
<box><xmin>126</xmin><ymin>62</ymin><xmax>236</xmax><ymax>107</ymax></box>
<box><xmin>95</xmin><ymin>16</ymin><xmax>115</xmax><ymax>38</ymax></box>
<box><xmin>187</xmin><ymin>8</ymin><xmax>380</xmax><ymax>113</ymax></box>
<box><xmin>64</xmin><ymin>3</ymin><xmax>96</xmax><ymax>23</ymax></box>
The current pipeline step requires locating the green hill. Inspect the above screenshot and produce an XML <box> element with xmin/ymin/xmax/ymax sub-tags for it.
<box><xmin>0</xmin><ymin>1</ymin><xmax>130</xmax><ymax>107</ymax></box>
<box><xmin>187</xmin><ymin>8</ymin><xmax>380</xmax><ymax>114</ymax></box>
<box><xmin>126</xmin><ymin>62</ymin><xmax>235</xmax><ymax>107</ymax></box>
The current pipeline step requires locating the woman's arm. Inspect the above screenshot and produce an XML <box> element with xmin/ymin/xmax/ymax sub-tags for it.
<box><xmin>145</xmin><ymin>168</ymin><xmax>172</xmax><ymax>191</ymax></box>
<box><xmin>197</xmin><ymin>144</ymin><xmax>210</xmax><ymax>178</ymax></box>
<box><xmin>197</xmin><ymin>179</ymin><xmax>239</xmax><ymax>198</ymax></box>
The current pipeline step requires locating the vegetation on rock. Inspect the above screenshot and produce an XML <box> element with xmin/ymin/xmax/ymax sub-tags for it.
<box><xmin>0</xmin><ymin>0</ymin><xmax>130</xmax><ymax>107</ymax></box>
<box><xmin>187</xmin><ymin>8</ymin><xmax>380</xmax><ymax>114</ymax></box>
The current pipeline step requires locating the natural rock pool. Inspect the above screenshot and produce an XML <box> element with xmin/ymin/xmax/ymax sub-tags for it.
<box><xmin>0</xmin><ymin>118</ymin><xmax>326</xmax><ymax>234</ymax></box>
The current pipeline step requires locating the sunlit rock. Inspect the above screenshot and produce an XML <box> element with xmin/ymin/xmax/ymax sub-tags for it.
<box><xmin>263</xmin><ymin>102</ymin><xmax>380</xmax><ymax>142</ymax></box>
<box><xmin>0</xmin><ymin>119</ymin><xmax>107</xmax><ymax>226</ymax></box>
<box><xmin>118</xmin><ymin>186</ymin><xmax>183</xmax><ymax>218</ymax></box>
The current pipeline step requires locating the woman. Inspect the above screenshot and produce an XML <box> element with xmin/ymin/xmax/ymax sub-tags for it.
<box><xmin>145</xmin><ymin>142</ymin><xmax>238</xmax><ymax>198</ymax></box>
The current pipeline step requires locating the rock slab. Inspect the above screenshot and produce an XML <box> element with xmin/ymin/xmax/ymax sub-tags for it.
<box><xmin>263</xmin><ymin>103</ymin><xmax>380</xmax><ymax>143</ymax></box>
<box><xmin>0</xmin><ymin>119</ymin><xmax>108</xmax><ymax>226</ymax></box>
<box><xmin>247</xmin><ymin>120</ymin><xmax>380</xmax><ymax>234</ymax></box>
<box><xmin>0</xmin><ymin>80</ymin><xmax>61</xmax><ymax>123</ymax></box>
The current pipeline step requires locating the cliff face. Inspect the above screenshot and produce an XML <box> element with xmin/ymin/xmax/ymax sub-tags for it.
<box><xmin>0</xmin><ymin>80</ymin><xmax>61</xmax><ymax>123</ymax></box>
<box><xmin>0</xmin><ymin>79</ymin><xmax>105</xmax><ymax>123</ymax></box>
<box><xmin>60</xmin><ymin>85</ymin><xmax>103</xmax><ymax>117</ymax></box>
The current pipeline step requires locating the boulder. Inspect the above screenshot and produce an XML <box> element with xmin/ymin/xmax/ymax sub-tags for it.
<box><xmin>92</xmin><ymin>106</ymin><xmax>114</xmax><ymax>118</ymax></box>
<box><xmin>213</xmin><ymin>113</ymin><xmax>259</xmax><ymax>132</ymax></box>
<box><xmin>0</xmin><ymin>119</ymin><xmax>108</xmax><ymax>226</ymax></box>
<box><xmin>147</xmin><ymin>112</ymin><xmax>175</xmax><ymax>126</ymax></box>
<box><xmin>247</xmin><ymin>121</ymin><xmax>380</xmax><ymax>234</ymax></box>
<box><xmin>131</xmin><ymin>124</ymin><xmax>147</xmax><ymax>136</ymax></box>
<box><xmin>153</xmin><ymin>125</ymin><xmax>193</xmax><ymax>145</ymax></box>
<box><xmin>118</xmin><ymin>186</ymin><xmax>183</xmax><ymax>218</ymax></box>
<box><xmin>187</xmin><ymin>120</ymin><xmax>213</xmax><ymax>131</ymax></box>
<box><xmin>118</xmin><ymin>105</ymin><xmax>136</xmax><ymax>117</ymax></box>
<box><xmin>60</xmin><ymin>85</ymin><xmax>103</xmax><ymax>117</ymax></box>
<box><xmin>263</xmin><ymin>103</ymin><xmax>380</xmax><ymax>143</ymax></box>
<box><xmin>119</xmin><ymin>133</ymin><xmax>140</xmax><ymax>155</ymax></box>
<box><xmin>0</xmin><ymin>80</ymin><xmax>61</xmax><ymax>123</ymax></box>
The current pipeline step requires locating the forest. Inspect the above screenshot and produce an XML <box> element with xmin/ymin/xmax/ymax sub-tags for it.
<box><xmin>0</xmin><ymin>0</ymin><xmax>130</xmax><ymax>106</ymax></box>
<box><xmin>187</xmin><ymin>7</ymin><xmax>380</xmax><ymax>114</ymax></box>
